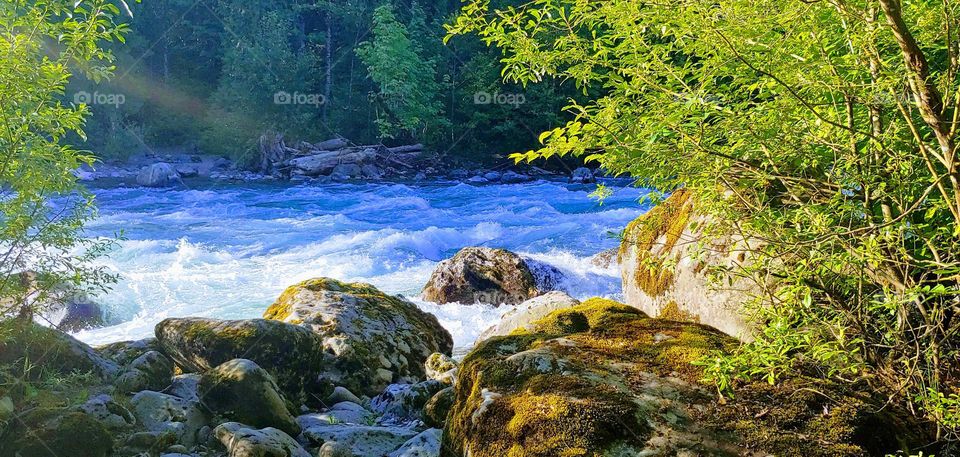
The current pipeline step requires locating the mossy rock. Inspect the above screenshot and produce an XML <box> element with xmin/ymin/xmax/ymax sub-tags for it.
<box><xmin>421</xmin><ymin>247</ymin><xmax>540</xmax><ymax>305</ymax></box>
<box><xmin>155</xmin><ymin>317</ymin><xmax>328</xmax><ymax>403</ymax></box>
<box><xmin>1</xmin><ymin>408</ymin><xmax>113</xmax><ymax>457</ymax></box>
<box><xmin>263</xmin><ymin>277</ymin><xmax>453</xmax><ymax>397</ymax></box>
<box><xmin>442</xmin><ymin>297</ymin><xmax>919</xmax><ymax>457</ymax></box>
<box><xmin>0</xmin><ymin>319</ymin><xmax>118</xmax><ymax>380</ymax></box>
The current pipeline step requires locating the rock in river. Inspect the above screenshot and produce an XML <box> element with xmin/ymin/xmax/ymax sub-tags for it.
<box><xmin>421</xmin><ymin>247</ymin><xmax>542</xmax><ymax>306</ymax></box>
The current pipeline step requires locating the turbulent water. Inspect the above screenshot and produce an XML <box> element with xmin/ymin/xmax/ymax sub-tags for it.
<box><xmin>72</xmin><ymin>178</ymin><xmax>650</xmax><ymax>352</ymax></box>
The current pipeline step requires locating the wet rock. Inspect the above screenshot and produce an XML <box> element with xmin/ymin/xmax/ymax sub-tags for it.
<box><xmin>214</xmin><ymin>422</ymin><xmax>311</xmax><ymax>457</ymax></box>
<box><xmin>370</xmin><ymin>381</ymin><xmax>444</xmax><ymax>422</ymax></box>
<box><xmin>422</xmin><ymin>247</ymin><xmax>541</xmax><ymax>306</ymax></box>
<box><xmin>263</xmin><ymin>278</ymin><xmax>453</xmax><ymax>397</ymax></box>
<box><xmin>155</xmin><ymin>317</ymin><xmax>325</xmax><ymax>403</ymax></box>
<box><xmin>389</xmin><ymin>428</ymin><xmax>442</xmax><ymax>457</ymax></box>
<box><xmin>130</xmin><ymin>390</ymin><xmax>208</xmax><ymax>446</ymax></box>
<box><xmin>477</xmin><ymin>291</ymin><xmax>580</xmax><ymax>341</ymax></box>
<box><xmin>569</xmin><ymin>167</ymin><xmax>596</xmax><ymax>184</ymax></box>
<box><xmin>589</xmin><ymin>247</ymin><xmax>618</xmax><ymax>269</ymax></box>
<box><xmin>57</xmin><ymin>302</ymin><xmax>104</xmax><ymax>331</ymax></box>
<box><xmin>422</xmin><ymin>387</ymin><xmax>455</xmax><ymax>428</ymax></box>
<box><xmin>199</xmin><ymin>358</ymin><xmax>300</xmax><ymax>436</ymax></box>
<box><xmin>115</xmin><ymin>350</ymin><xmax>175</xmax><ymax>393</ymax></box>
<box><xmin>137</xmin><ymin>163</ymin><xmax>181</xmax><ymax>187</ymax></box>
<box><xmin>424</xmin><ymin>353</ymin><xmax>457</xmax><ymax>385</ymax></box>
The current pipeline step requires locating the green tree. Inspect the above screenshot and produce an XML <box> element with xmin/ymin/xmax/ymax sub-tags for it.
<box><xmin>450</xmin><ymin>0</ymin><xmax>960</xmax><ymax>441</ymax></box>
<box><xmin>0</xmin><ymin>0</ymin><xmax>128</xmax><ymax>318</ymax></box>
<box><xmin>357</xmin><ymin>3</ymin><xmax>446</xmax><ymax>141</ymax></box>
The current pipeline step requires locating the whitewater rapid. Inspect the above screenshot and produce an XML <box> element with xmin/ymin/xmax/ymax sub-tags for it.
<box><xmin>72</xmin><ymin>179</ymin><xmax>650</xmax><ymax>351</ymax></box>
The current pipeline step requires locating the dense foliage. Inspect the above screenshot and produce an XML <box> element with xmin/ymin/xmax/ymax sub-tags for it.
<box><xmin>72</xmin><ymin>0</ymin><xmax>579</xmax><ymax>164</ymax></box>
<box><xmin>450</xmin><ymin>0</ymin><xmax>960</xmax><ymax>443</ymax></box>
<box><xmin>0</xmin><ymin>0</ymin><xmax>124</xmax><ymax>319</ymax></box>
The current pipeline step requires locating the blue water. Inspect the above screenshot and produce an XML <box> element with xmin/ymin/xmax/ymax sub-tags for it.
<box><xmin>74</xmin><ymin>179</ymin><xmax>650</xmax><ymax>349</ymax></box>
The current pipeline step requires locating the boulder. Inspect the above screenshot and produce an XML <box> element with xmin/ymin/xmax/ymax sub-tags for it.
<box><xmin>618</xmin><ymin>189</ymin><xmax>758</xmax><ymax>340</ymax></box>
<box><xmin>287</xmin><ymin>151</ymin><xmax>342</xmax><ymax>176</ymax></box>
<box><xmin>482</xmin><ymin>171</ymin><xmax>502</xmax><ymax>182</ymax></box>
<box><xmin>500</xmin><ymin>171</ymin><xmax>532</xmax><ymax>184</ymax></box>
<box><xmin>130</xmin><ymin>390</ymin><xmax>208</xmax><ymax>446</ymax></box>
<box><xmin>57</xmin><ymin>301</ymin><xmax>104</xmax><ymax>331</ymax></box>
<box><xmin>137</xmin><ymin>163</ymin><xmax>182</xmax><ymax>187</ymax></box>
<box><xmin>569</xmin><ymin>167</ymin><xmax>596</xmax><ymax>184</ymax></box>
<box><xmin>389</xmin><ymin>428</ymin><xmax>442</xmax><ymax>457</ymax></box>
<box><xmin>115</xmin><ymin>350</ymin><xmax>175</xmax><ymax>393</ymax></box>
<box><xmin>120</xmin><ymin>430</ymin><xmax>178</xmax><ymax>456</ymax></box>
<box><xmin>163</xmin><ymin>373</ymin><xmax>201</xmax><ymax>402</ymax></box>
<box><xmin>331</xmin><ymin>163</ymin><xmax>363</xmax><ymax>180</ymax></box>
<box><xmin>214</xmin><ymin>422</ymin><xmax>311</xmax><ymax>457</ymax></box>
<box><xmin>466</xmin><ymin>176</ymin><xmax>488</xmax><ymax>184</ymax></box>
<box><xmin>0</xmin><ymin>409</ymin><xmax>113</xmax><ymax>457</ymax></box>
<box><xmin>422</xmin><ymin>387</ymin><xmax>455</xmax><ymax>428</ymax></box>
<box><xmin>77</xmin><ymin>394</ymin><xmax>135</xmax><ymax>430</ymax></box>
<box><xmin>589</xmin><ymin>247</ymin><xmax>618</xmax><ymax>269</ymax></box>
<box><xmin>154</xmin><ymin>317</ymin><xmax>325</xmax><ymax>403</ymax></box>
<box><xmin>424</xmin><ymin>353</ymin><xmax>457</xmax><ymax>385</ymax></box>
<box><xmin>442</xmin><ymin>297</ymin><xmax>914</xmax><ymax>457</ymax></box>
<box><xmin>361</xmin><ymin>164</ymin><xmax>384</xmax><ymax>179</ymax></box>
<box><xmin>199</xmin><ymin>359</ymin><xmax>300</xmax><ymax>436</ymax></box>
<box><xmin>263</xmin><ymin>278</ymin><xmax>453</xmax><ymax>397</ymax></box>
<box><xmin>299</xmin><ymin>423</ymin><xmax>417</xmax><ymax>457</ymax></box>
<box><xmin>477</xmin><ymin>291</ymin><xmax>580</xmax><ymax>341</ymax></box>
<box><xmin>326</xmin><ymin>386</ymin><xmax>363</xmax><ymax>406</ymax></box>
<box><xmin>97</xmin><ymin>338</ymin><xmax>160</xmax><ymax>365</ymax></box>
<box><xmin>370</xmin><ymin>381</ymin><xmax>445</xmax><ymax>422</ymax></box>
<box><xmin>421</xmin><ymin>247</ymin><xmax>540</xmax><ymax>306</ymax></box>
<box><xmin>0</xmin><ymin>319</ymin><xmax>118</xmax><ymax>380</ymax></box>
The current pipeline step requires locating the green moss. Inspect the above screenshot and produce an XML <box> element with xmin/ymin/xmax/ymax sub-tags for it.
<box><xmin>618</xmin><ymin>190</ymin><xmax>694</xmax><ymax>297</ymax></box>
<box><xmin>657</xmin><ymin>300</ymin><xmax>700</xmax><ymax>323</ymax></box>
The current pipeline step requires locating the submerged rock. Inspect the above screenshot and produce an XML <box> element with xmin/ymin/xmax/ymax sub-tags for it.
<box><xmin>421</xmin><ymin>247</ymin><xmax>541</xmax><ymax>306</ymax></box>
<box><xmin>263</xmin><ymin>278</ymin><xmax>453</xmax><ymax>397</ymax></box>
<box><xmin>199</xmin><ymin>358</ymin><xmax>300</xmax><ymax>436</ymax></box>
<box><xmin>477</xmin><ymin>291</ymin><xmax>580</xmax><ymax>341</ymax></box>
<box><xmin>214</xmin><ymin>422</ymin><xmax>311</xmax><ymax>457</ymax></box>
<box><xmin>442</xmin><ymin>297</ymin><xmax>918</xmax><ymax>457</ymax></box>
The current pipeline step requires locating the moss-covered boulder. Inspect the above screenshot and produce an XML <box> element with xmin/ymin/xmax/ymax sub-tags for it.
<box><xmin>199</xmin><ymin>358</ymin><xmax>301</xmax><ymax>436</ymax></box>
<box><xmin>421</xmin><ymin>247</ymin><xmax>541</xmax><ymax>305</ymax></box>
<box><xmin>0</xmin><ymin>318</ymin><xmax>118</xmax><ymax>380</ymax></box>
<box><xmin>619</xmin><ymin>190</ymin><xmax>759</xmax><ymax>340</ymax></box>
<box><xmin>477</xmin><ymin>291</ymin><xmax>580</xmax><ymax>341</ymax></box>
<box><xmin>155</xmin><ymin>317</ymin><xmax>326</xmax><ymax>403</ymax></box>
<box><xmin>442</xmin><ymin>297</ymin><xmax>917</xmax><ymax>457</ymax></box>
<box><xmin>1</xmin><ymin>408</ymin><xmax>113</xmax><ymax>457</ymax></box>
<box><xmin>263</xmin><ymin>278</ymin><xmax>453</xmax><ymax>396</ymax></box>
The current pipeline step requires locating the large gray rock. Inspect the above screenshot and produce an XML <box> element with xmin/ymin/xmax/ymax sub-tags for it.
<box><xmin>477</xmin><ymin>291</ymin><xmax>580</xmax><ymax>341</ymax></box>
<box><xmin>421</xmin><ymin>247</ymin><xmax>541</xmax><ymax>306</ymax></box>
<box><xmin>130</xmin><ymin>390</ymin><xmax>208</xmax><ymax>446</ymax></box>
<box><xmin>214</xmin><ymin>422</ymin><xmax>311</xmax><ymax>457</ymax></box>
<box><xmin>154</xmin><ymin>317</ymin><xmax>326</xmax><ymax>403</ymax></box>
<box><xmin>389</xmin><ymin>428</ymin><xmax>442</xmax><ymax>457</ymax></box>
<box><xmin>263</xmin><ymin>278</ymin><xmax>453</xmax><ymax>397</ymax></box>
<box><xmin>200</xmin><ymin>359</ymin><xmax>300</xmax><ymax>436</ymax></box>
<box><xmin>137</xmin><ymin>163</ymin><xmax>181</xmax><ymax>187</ymax></box>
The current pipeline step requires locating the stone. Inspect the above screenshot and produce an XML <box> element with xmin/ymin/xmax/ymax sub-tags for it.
<box><xmin>57</xmin><ymin>301</ymin><xmax>104</xmax><ymax>331</ymax></box>
<box><xmin>298</xmin><ymin>402</ymin><xmax>376</xmax><ymax>427</ymax></box>
<box><xmin>389</xmin><ymin>428</ymin><xmax>442</xmax><ymax>457</ymax></box>
<box><xmin>589</xmin><ymin>247</ymin><xmax>618</xmax><ymax>269</ymax></box>
<box><xmin>77</xmin><ymin>394</ymin><xmax>135</xmax><ymax>430</ymax></box>
<box><xmin>299</xmin><ymin>423</ymin><xmax>417</xmax><ymax>457</ymax></box>
<box><xmin>315</xmin><ymin>137</ymin><xmax>351</xmax><ymax>151</ymax></box>
<box><xmin>466</xmin><ymin>176</ymin><xmax>488</xmax><ymax>184</ymax></box>
<box><xmin>199</xmin><ymin>359</ymin><xmax>300</xmax><ymax>436</ymax></box>
<box><xmin>115</xmin><ymin>350</ymin><xmax>175</xmax><ymax>393</ymax></box>
<box><xmin>482</xmin><ymin>171</ymin><xmax>502</xmax><ymax>181</ymax></box>
<box><xmin>163</xmin><ymin>373</ymin><xmax>201</xmax><ymax>402</ymax></box>
<box><xmin>477</xmin><ymin>291</ymin><xmax>581</xmax><ymax>341</ymax></box>
<box><xmin>421</xmin><ymin>247</ymin><xmax>540</xmax><ymax>306</ymax></box>
<box><xmin>0</xmin><ymin>319</ymin><xmax>118</xmax><ymax>379</ymax></box>
<box><xmin>326</xmin><ymin>386</ymin><xmax>363</xmax><ymax>406</ymax></box>
<box><xmin>370</xmin><ymin>381</ymin><xmax>444</xmax><ymax>422</ymax></box>
<box><xmin>130</xmin><ymin>390</ymin><xmax>208</xmax><ymax>446</ymax></box>
<box><xmin>263</xmin><ymin>278</ymin><xmax>453</xmax><ymax>397</ymax></box>
<box><xmin>331</xmin><ymin>163</ymin><xmax>363</xmax><ymax>180</ymax></box>
<box><xmin>361</xmin><ymin>164</ymin><xmax>383</xmax><ymax>179</ymax></box>
<box><xmin>424</xmin><ymin>353</ymin><xmax>457</xmax><ymax>385</ymax></box>
<box><xmin>214</xmin><ymin>422</ymin><xmax>311</xmax><ymax>457</ymax></box>
<box><xmin>318</xmin><ymin>441</ymin><xmax>354</xmax><ymax>457</ymax></box>
<box><xmin>137</xmin><ymin>162</ymin><xmax>182</xmax><ymax>187</ymax></box>
<box><xmin>500</xmin><ymin>171</ymin><xmax>532</xmax><ymax>184</ymax></box>
<box><xmin>569</xmin><ymin>167</ymin><xmax>596</xmax><ymax>184</ymax></box>
<box><xmin>155</xmin><ymin>317</ymin><xmax>325</xmax><ymax>403</ymax></box>
<box><xmin>96</xmin><ymin>338</ymin><xmax>160</xmax><ymax>365</ymax></box>
<box><xmin>2</xmin><ymin>409</ymin><xmax>113</xmax><ymax>457</ymax></box>
<box><xmin>422</xmin><ymin>387</ymin><xmax>455</xmax><ymax>428</ymax></box>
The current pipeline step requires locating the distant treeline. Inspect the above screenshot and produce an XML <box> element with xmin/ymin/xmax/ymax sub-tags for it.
<box><xmin>71</xmin><ymin>0</ymin><xmax>583</xmax><ymax>166</ymax></box>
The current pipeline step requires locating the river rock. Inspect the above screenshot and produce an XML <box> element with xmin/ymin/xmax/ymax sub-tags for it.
<box><xmin>422</xmin><ymin>387</ymin><xmax>455</xmax><ymax>428</ymax></box>
<box><xmin>326</xmin><ymin>386</ymin><xmax>363</xmax><ymax>406</ymax></box>
<box><xmin>618</xmin><ymin>189</ymin><xmax>758</xmax><ymax>340</ymax></box>
<box><xmin>130</xmin><ymin>390</ymin><xmax>208</xmax><ymax>446</ymax></box>
<box><xmin>0</xmin><ymin>409</ymin><xmax>113</xmax><ymax>457</ymax></box>
<box><xmin>370</xmin><ymin>381</ymin><xmax>445</xmax><ymax>422</ymax></box>
<box><xmin>0</xmin><ymin>319</ymin><xmax>118</xmax><ymax>379</ymax></box>
<box><xmin>361</xmin><ymin>164</ymin><xmax>383</xmax><ymax>179</ymax></box>
<box><xmin>298</xmin><ymin>402</ymin><xmax>376</xmax><ymax>426</ymax></box>
<box><xmin>299</xmin><ymin>423</ymin><xmax>417</xmax><ymax>457</ymax></box>
<box><xmin>57</xmin><ymin>301</ymin><xmax>104</xmax><ymax>331</ymax></box>
<box><xmin>214</xmin><ymin>422</ymin><xmax>311</xmax><ymax>457</ymax></box>
<box><xmin>482</xmin><ymin>171</ymin><xmax>502</xmax><ymax>182</ymax></box>
<box><xmin>199</xmin><ymin>359</ymin><xmax>300</xmax><ymax>436</ymax></box>
<box><xmin>115</xmin><ymin>350</ymin><xmax>175</xmax><ymax>393</ymax></box>
<box><xmin>477</xmin><ymin>291</ymin><xmax>580</xmax><ymax>341</ymax></box>
<box><xmin>389</xmin><ymin>428</ymin><xmax>442</xmax><ymax>457</ymax></box>
<box><xmin>263</xmin><ymin>278</ymin><xmax>453</xmax><ymax>397</ymax></box>
<box><xmin>421</xmin><ymin>247</ymin><xmax>540</xmax><ymax>306</ymax></box>
<box><xmin>163</xmin><ymin>373</ymin><xmax>201</xmax><ymax>402</ymax></box>
<box><xmin>155</xmin><ymin>317</ymin><xmax>326</xmax><ymax>403</ymax></box>
<box><xmin>424</xmin><ymin>353</ymin><xmax>457</xmax><ymax>385</ymax></box>
<box><xmin>569</xmin><ymin>167</ymin><xmax>596</xmax><ymax>184</ymax></box>
<box><xmin>137</xmin><ymin>163</ymin><xmax>181</xmax><ymax>187</ymax></box>
<box><xmin>500</xmin><ymin>171</ymin><xmax>532</xmax><ymax>183</ymax></box>
<box><xmin>443</xmin><ymin>297</ymin><xmax>913</xmax><ymax>456</ymax></box>
<box><xmin>77</xmin><ymin>394</ymin><xmax>135</xmax><ymax>430</ymax></box>
<box><xmin>331</xmin><ymin>163</ymin><xmax>362</xmax><ymax>180</ymax></box>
